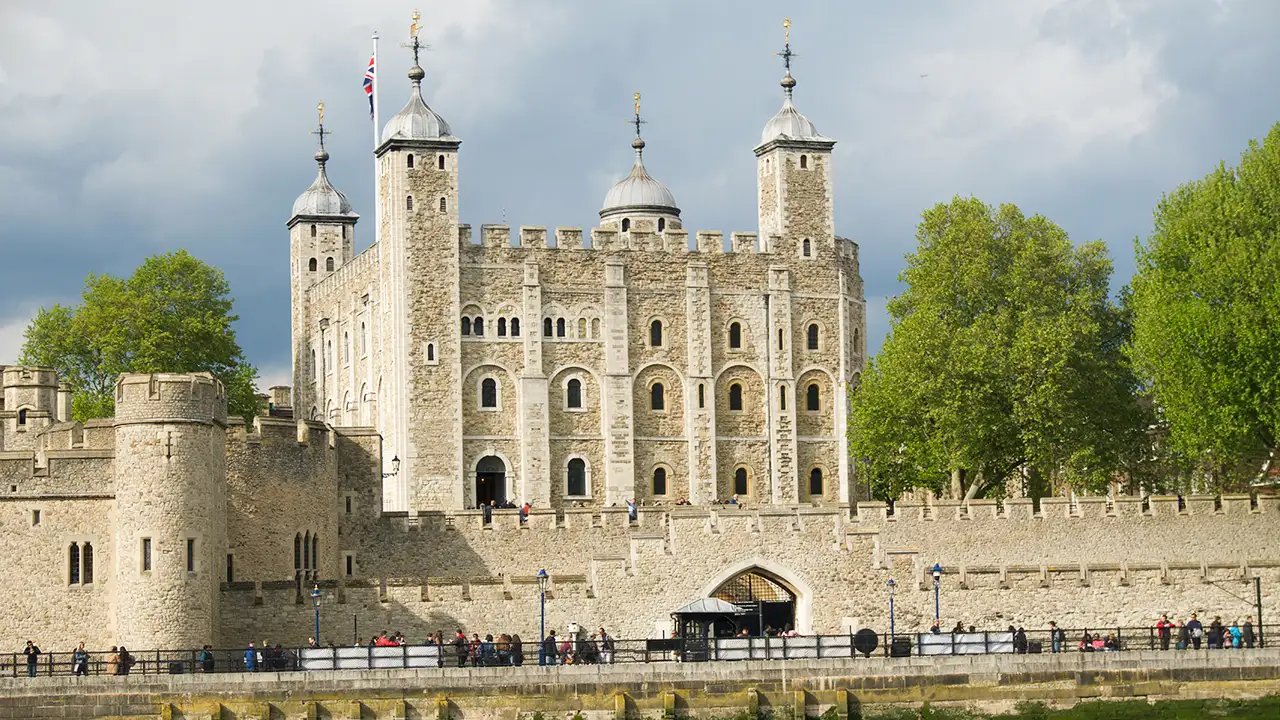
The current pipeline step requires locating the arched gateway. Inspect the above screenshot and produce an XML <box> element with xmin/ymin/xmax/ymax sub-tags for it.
<box><xmin>474</xmin><ymin>455</ymin><xmax>506</xmax><ymax>507</ymax></box>
<box><xmin>699</xmin><ymin>559</ymin><xmax>814</xmax><ymax>636</ymax></box>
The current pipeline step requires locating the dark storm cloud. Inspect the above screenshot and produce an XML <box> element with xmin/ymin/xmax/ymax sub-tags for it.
<box><xmin>1</xmin><ymin>0</ymin><xmax>1277</xmax><ymax>382</ymax></box>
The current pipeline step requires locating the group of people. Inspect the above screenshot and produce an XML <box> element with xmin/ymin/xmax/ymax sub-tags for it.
<box><xmin>22</xmin><ymin>640</ymin><xmax>137</xmax><ymax>677</ymax></box>
<box><xmin>242</xmin><ymin>640</ymin><xmax>297</xmax><ymax>671</ymax></box>
<box><xmin>1155</xmin><ymin>613</ymin><xmax>1259</xmax><ymax>650</ymax></box>
<box><xmin>539</xmin><ymin>628</ymin><xmax>617</xmax><ymax>665</ymax></box>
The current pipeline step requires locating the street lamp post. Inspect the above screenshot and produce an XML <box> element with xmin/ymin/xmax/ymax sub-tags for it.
<box><xmin>311</xmin><ymin>584</ymin><xmax>322</xmax><ymax>645</ymax></box>
<box><xmin>887</xmin><ymin>579</ymin><xmax>897</xmax><ymax>642</ymax></box>
<box><xmin>932</xmin><ymin>563</ymin><xmax>943</xmax><ymax>624</ymax></box>
<box><xmin>381</xmin><ymin>455</ymin><xmax>401</xmax><ymax>478</ymax></box>
<box><xmin>537</xmin><ymin>569</ymin><xmax>549</xmax><ymax>665</ymax></box>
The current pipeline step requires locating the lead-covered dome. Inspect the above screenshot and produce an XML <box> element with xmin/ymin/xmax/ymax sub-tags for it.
<box><xmin>600</xmin><ymin>137</ymin><xmax>680</xmax><ymax>218</ymax></box>
<box><xmin>760</xmin><ymin>72</ymin><xmax>827</xmax><ymax>144</ymax></box>
<box><xmin>291</xmin><ymin>149</ymin><xmax>357</xmax><ymax>219</ymax></box>
<box><xmin>381</xmin><ymin>65</ymin><xmax>455</xmax><ymax>144</ymax></box>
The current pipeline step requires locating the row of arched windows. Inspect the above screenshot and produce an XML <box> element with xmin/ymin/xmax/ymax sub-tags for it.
<box><xmin>405</xmin><ymin>153</ymin><xmax>446</xmax><ymax>170</ymax></box>
<box><xmin>68</xmin><ymin>541</ymin><xmax>94</xmax><ymax>585</ymax></box>
<box><xmin>619</xmin><ymin>217</ymin><xmax>668</xmax><ymax>232</ymax></box>
<box><xmin>543</xmin><ymin>316</ymin><xmax>601</xmax><ymax>339</ymax></box>
<box><xmin>462</xmin><ymin>316</ymin><xmax>522</xmax><ymax>338</ymax></box>
<box><xmin>649</xmin><ymin>381</ymin><xmax>826</xmax><ymax>413</ymax></box>
<box><xmin>308</xmin><ymin>257</ymin><xmax>336</xmax><ymax>272</ymax></box>
<box><xmin>294</xmin><ymin>532</ymin><xmax>319</xmax><ymax>584</ymax></box>
<box><xmin>561</xmin><ymin>459</ymin><xmax>825</xmax><ymax>501</ymax></box>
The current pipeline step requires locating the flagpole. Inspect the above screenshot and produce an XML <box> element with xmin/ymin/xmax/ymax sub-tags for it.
<box><xmin>372</xmin><ymin>30</ymin><xmax>381</xmax><ymax>247</ymax></box>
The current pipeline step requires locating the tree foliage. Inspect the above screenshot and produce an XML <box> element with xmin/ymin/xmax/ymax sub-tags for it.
<box><xmin>1128</xmin><ymin>123</ymin><xmax>1280</xmax><ymax>482</ymax></box>
<box><xmin>20</xmin><ymin>250</ymin><xmax>261</xmax><ymax>421</ymax></box>
<box><xmin>849</xmin><ymin>197</ymin><xmax>1146</xmax><ymax>499</ymax></box>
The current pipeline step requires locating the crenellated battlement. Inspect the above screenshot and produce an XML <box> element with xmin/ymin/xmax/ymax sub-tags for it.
<box><xmin>113</xmin><ymin>372</ymin><xmax>227</xmax><ymax>425</ymax></box>
<box><xmin>226</xmin><ymin>416</ymin><xmax>334</xmax><ymax>450</ymax></box>
<box><xmin>853</xmin><ymin>495</ymin><xmax>1278</xmax><ymax>525</ymax></box>
<box><xmin>456</xmin><ymin>224</ymin><xmax>790</xmax><ymax>255</ymax></box>
<box><xmin>307</xmin><ymin>243</ymin><xmax>379</xmax><ymax>302</ymax></box>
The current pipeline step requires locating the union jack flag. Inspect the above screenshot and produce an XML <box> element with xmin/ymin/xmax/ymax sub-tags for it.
<box><xmin>363</xmin><ymin>54</ymin><xmax>376</xmax><ymax>119</ymax></box>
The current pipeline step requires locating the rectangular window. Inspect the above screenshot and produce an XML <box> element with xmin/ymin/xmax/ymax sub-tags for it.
<box><xmin>226</xmin><ymin>554</ymin><xmax>235</xmax><ymax>583</ymax></box>
<box><xmin>345</xmin><ymin>495</ymin><xmax>353</xmax><ymax>514</ymax></box>
<box><xmin>31</xmin><ymin>509</ymin><xmax>40</xmax><ymax>526</ymax></box>
<box><xmin>186</xmin><ymin>538</ymin><xmax>196</xmax><ymax>573</ymax></box>
<box><xmin>345</xmin><ymin>553</ymin><xmax>354</xmax><ymax>577</ymax></box>
<box><xmin>141</xmin><ymin>538</ymin><xmax>152</xmax><ymax>573</ymax></box>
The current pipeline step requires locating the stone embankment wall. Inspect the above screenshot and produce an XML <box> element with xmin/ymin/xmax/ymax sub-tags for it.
<box><xmin>1</xmin><ymin>649</ymin><xmax>1278</xmax><ymax>719</ymax></box>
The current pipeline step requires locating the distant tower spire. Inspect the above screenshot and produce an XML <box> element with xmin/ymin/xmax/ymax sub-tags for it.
<box><xmin>774</xmin><ymin>17</ymin><xmax>799</xmax><ymax>98</ymax></box>
<box><xmin>310</xmin><ymin>101</ymin><xmax>332</xmax><ymax>165</ymax></box>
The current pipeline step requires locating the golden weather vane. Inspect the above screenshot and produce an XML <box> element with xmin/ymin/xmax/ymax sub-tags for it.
<box><xmin>317</xmin><ymin>101</ymin><xmax>324</xmax><ymax>126</ymax></box>
<box><xmin>634</xmin><ymin>92</ymin><xmax>641</xmax><ymax>117</ymax></box>
<box><xmin>410</xmin><ymin>9</ymin><xmax>421</xmax><ymax>39</ymax></box>
<box><xmin>783</xmin><ymin>17</ymin><xmax>791</xmax><ymax>44</ymax></box>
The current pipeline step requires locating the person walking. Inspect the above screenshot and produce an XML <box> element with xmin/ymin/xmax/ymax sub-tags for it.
<box><xmin>1229</xmin><ymin>621</ymin><xmax>1243</xmax><ymax>649</ymax></box>
<box><xmin>1243</xmin><ymin>616</ymin><xmax>1256</xmax><ymax>649</ymax></box>
<box><xmin>72</xmin><ymin>642</ymin><xmax>90</xmax><ymax>676</ymax></box>
<box><xmin>1176</xmin><ymin>621</ymin><xmax>1190</xmax><ymax>650</ymax></box>
<box><xmin>541</xmin><ymin>630</ymin><xmax>558</xmax><ymax>666</ymax></box>
<box><xmin>198</xmin><ymin>645</ymin><xmax>216</xmax><ymax>672</ymax></box>
<box><xmin>1156</xmin><ymin>614</ymin><xmax>1173</xmax><ymax>650</ymax></box>
<box><xmin>1208</xmin><ymin>616</ymin><xmax>1224</xmax><ymax>649</ymax></box>
<box><xmin>1186</xmin><ymin>614</ymin><xmax>1204</xmax><ymax>650</ymax></box>
<box><xmin>23</xmin><ymin>640</ymin><xmax>41</xmax><ymax>677</ymax></box>
<box><xmin>599</xmin><ymin>627</ymin><xmax>614</xmax><ymax>664</ymax></box>
<box><xmin>106</xmin><ymin>647</ymin><xmax>120</xmax><ymax>675</ymax></box>
<box><xmin>118</xmin><ymin>647</ymin><xmax>133</xmax><ymax>675</ymax></box>
<box><xmin>453</xmin><ymin>629</ymin><xmax>468</xmax><ymax>668</ymax></box>
<box><xmin>511</xmin><ymin>634</ymin><xmax>525</xmax><ymax>666</ymax></box>
<box><xmin>243</xmin><ymin>642</ymin><xmax>258</xmax><ymax>672</ymax></box>
<box><xmin>1048</xmin><ymin>622</ymin><xmax>1065</xmax><ymax>653</ymax></box>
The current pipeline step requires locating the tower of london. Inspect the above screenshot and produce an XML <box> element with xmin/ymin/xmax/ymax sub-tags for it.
<box><xmin>0</xmin><ymin>29</ymin><xmax>1276</xmax><ymax>654</ymax></box>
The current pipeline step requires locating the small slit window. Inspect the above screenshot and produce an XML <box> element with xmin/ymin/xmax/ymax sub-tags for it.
<box><xmin>567</xmin><ymin>458</ymin><xmax>588</xmax><ymax>497</ymax></box>
<box><xmin>734</xmin><ymin>468</ymin><xmax>748</xmax><ymax>496</ymax></box>
<box><xmin>729</xmin><ymin>383</ymin><xmax>744</xmax><ymax>411</ymax></box>
<box><xmin>778</xmin><ymin>329</ymin><xmax>784</xmax><ymax>350</ymax></box>
<box><xmin>18</xmin><ymin>409</ymin><xmax>27</xmax><ymax>426</ymax></box>
<box><xmin>566</xmin><ymin>378</ymin><xmax>583</xmax><ymax>409</ymax></box>
<box><xmin>326</xmin><ymin>257</ymin><xmax>335</xmax><ymax>271</ymax></box>
<box><xmin>809</xmin><ymin>468</ymin><xmax>824</xmax><ymax>496</ymax></box>
<box><xmin>345</xmin><ymin>554</ymin><xmax>354</xmax><ymax>577</ymax></box>
<box><xmin>698</xmin><ymin>383</ymin><xmax>705</xmax><ymax>409</ymax></box>
<box><xmin>426</xmin><ymin>343</ymin><xmax>436</xmax><ymax>362</ymax></box>
<box><xmin>653</xmin><ymin>467</ymin><xmax>668</xmax><ymax>496</ymax></box>
<box><xmin>658</xmin><ymin>218</ymin><xmax>666</xmax><ymax>232</ymax></box>
<box><xmin>854</xmin><ymin>328</ymin><xmax>860</xmax><ymax>354</ymax></box>
<box><xmin>807</xmin><ymin>324</ymin><xmax>820</xmax><ymax>350</ymax></box>
<box><xmin>141</xmin><ymin>537</ymin><xmax>152</xmax><ymax>573</ymax></box>
<box><xmin>69</xmin><ymin>543</ymin><xmax>81</xmax><ymax>585</ymax></box>
<box><xmin>729</xmin><ymin>322</ymin><xmax>742</xmax><ymax>349</ymax></box>
<box><xmin>438</xmin><ymin>155</ymin><xmax>445</xmax><ymax>170</ymax></box>
<box><xmin>407</xmin><ymin>154</ymin><xmax>415</xmax><ymax>168</ymax></box>
<box><xmin>621</xmin><ymin>218</ymin><xmax>631</xmax><ymax>232</ymax></box>
<box><xmin>310</xmin><ymin>224</ymin><xmax>317</xmax><ymax>238</ymax></box>
<box><xmin>779</xmin><ymin>385</ymin><xmax>787</xmax><ymax>411</ymax></box>
<box><xmin>806</xmin><ymin>383</ymin><xmax>820</xmax><ymax>411</ymax></box>
<box><xmin>802</xmin><ymin>239</ymin><xmax>812</xmax><ymax>257</ymax></box>
<box><xmin>406</xmin><ymin>195</ymin><xmax>414</xmax><ymax>211</ymax></box>
<box><xmin>481</xmin><ymin>378</ymin><xmax>498</xmax><ymax>409</ymax></box>
<box><xmin>799</xmin><ymin>154</ymin><xmax>808</xmax><ymax>169</ymax></box>
<box><xmin>439</xmin><ymin>197</ymin><xmax>447</xmax><ymax>213</ymax></box>
<box><xmin>31</xmin><ymin>509</ymin><xmax>39</xmax><ymax>525</ymax></box>
<box><xmin>82</xmin><ymin>542</ymin><xmax>93</xmax><ymax>584</ymax></box>
<box><xmin>650</xmin><ymin>319</ymin><xmax>663</xmax><ymax>347</ymax></box>
<box><xmin>308</xmin><ymin>258</ymin><xmax>317</xmax><ymax>272</ymax></box>
<box><xmin>186</xmin><ymin>538</ymin><xmax>196</xmax><ymax>573</ymax></box>
<box><xmin>650</xmin><ymin>383</ymin><xmax>666</xmax><ymax>411</ymax></box>
<box><xmin>227</xmin><ymin>554</ymin><xmax>234</xmax><ymax>582</ymax></box>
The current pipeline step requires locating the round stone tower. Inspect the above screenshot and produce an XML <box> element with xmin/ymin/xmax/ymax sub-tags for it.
<box><xmin>112</xmin><ymin>373</ymin><xmax>227</xmax><ymax>649</ymax></box>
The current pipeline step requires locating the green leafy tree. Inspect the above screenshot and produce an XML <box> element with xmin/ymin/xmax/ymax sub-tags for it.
<box><xmin>849</xmin><ymin>197</ymin><xmax>1146</xmax><ymax>499</ymax></box>
<box><xmin>1128</xmin><ymin>124</ymin><xmax>1280</xmax><ymax>485</ymax></box>
<box><xmin>20</xmin><ymin>250</ymin><xmax>261</xmax><ymax>421</ymax></box>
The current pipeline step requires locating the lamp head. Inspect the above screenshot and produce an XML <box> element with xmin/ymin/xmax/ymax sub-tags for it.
<box><xmin>391</xmin><ymin>455</ymin><xmax>401</xmax><ymax>473</ymax></box>
<box><xmin>887</xmin><ymin>578</ymin><xmax>896</xmax><ymax>594</ymax></box>
<box><xmin>536</xmin><ymin>568</ymin><xmax>549</xmax><ymax>591</ymax></box>
<box><xmin>311</xmin><ymin>584</ymin><xmax>321</xmax><ymax>606</ymax></box>
<box><xmin>932</xmin><ymin>563</ymin><xmax>943</xmax><ymax>580</ymax></box>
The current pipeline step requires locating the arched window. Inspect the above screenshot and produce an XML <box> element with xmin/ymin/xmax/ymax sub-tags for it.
<box><xmin>438</xmin><ymin>154</ymin><xmax>445</xmax><ymax>170</ymax></box>
<box><xmin>650</xmin><ymin>319</ymin><xmax>663</xmax><ymax>347</ymax></box>
<box><xmin>800</xmin><ymin>154</ymin><xmax>808</xmax><ymax>169</ymax></box>
<box><xmin>807</xmin><ymin>323</ymin><xmax>820</xmax><ymax>350</ymax></box>
<box><xmin>544</xmin><ymin>318</ymin><xmax>553</xmax><ymax>337</ymax></box>
<box><xmin>556</xmin><ymin>318</ymin><xmax>566</xmax><ymax>337</ymax></box>
<box><xmin>310</xmin><ymin>349</ymin><xmax>316</xmax><ymax>380</ymax></box>
<box><xmin>406</xmin><ymin>195</ymin><xmax>414</xmax><ymax>211</ymax></box>
<box><xmin>497</xmin><ymin>318</ymin><xmax>507</xmax><ymax>337</ymax></box>
<box><xmin>658</xmin><ymin>218</ymin><xmax>666</xmax><ymax>232</ymax></box>
<box><xmin>728</xmin><ymin>383</ymin><xmax>743</xmax><ymax>411</ymax></box>
<box><xmin>779</xmin><ymin>385</ymin><xmax>787</xmax><ymax>411</ymax></box>
<box><xmin>802</xmin><ymin>238</ymin><xmax>812</xmax><ymax>257</ymax></box>
<box><xmin>806</xmin><ymin>383</ymin><xmax>820</xmax><ymax>411</ymax></box>
<box><xmin>854</xmin><ymin>328</ymin><xmax>860</xmax><ymax>354</ymax></box>
<box><xmin>653</xmin><ymin>467</ymin><xmax>668</xmax><ymax>496</ymax></box>
<box><xmin>326</xmin><ymin>257</ymin><xmax>335</xmax><ymax>271</ymax></box>
<box><xmin>578</xmin><ymin>318</ymin><xmax>587</xmax><ymax>338</ymax></box>
<box><xmin>311</xmin><ymin>536</ymin><xmax>318</xmax><ymax>578</ymax></box>
<box><xmin>407</xmin><ymin>154</ymin><xmax>415</xmax><ymax>168</ymax></box>
<box><xmin>18</xmin><ymin>409</ymin><xmax>27</xmax><ymax>425</ymax></box>
<box><xmin>650</xmin><ymin>383</ymin><xmax>665</xmax><ymax>411</ymax></box>
<box><xmin>481</xmin><ymin>378</ymin><xmax>498</xmax><ymax>409</ymax></box>
<box><xmin>473</xmin><ymin>317</ymin><xmax>485</xmax><ymax>336</ymax></box>
<box><xmin>734</xmin><ymin>467</ymin><xmax>748</xmax><ymax>496</ymax></box>
<box><xmin>82</xmin><ymin>542</ymin><xmax>93</xmax><ymax>584</ymax></box>
<box><xmin>360</xmin><ymin>322</ymin><xmax>367</xmax><ymax>355</ymax></box>
<box><xmin>566</xmin><ymin>378</ymin><xmax>583</xmax><ymax>409</ymax></box>
<box><xmin>511</xmin><ymin>318</ymin><xmax>521</xmax><ymax>337</ymax></box>
<box><xmin>809</xmin><ymin>468</ymin><xmax>824</xmax><ymax>496</ymax></box>
<box><xmin>567</xmin><ymin>458</ymin><xmax>587</xmax><ymax>497</ymax></box>
<box><xmin>462</xmin><ymin>317</ymin><xmax>472</xmax><ymax>336</ymax></box>
<box><xmin>439</xmin><ymin>197</ymin><xmax>447</xmax><ymax>213</ymax></box>
<box><xmin>303</xmin><ymin>532</ymin><xmax>311</xmax><ymax>576</ymax></box>
<box><xmin>590</xmin><ymin>318</ymin><xmax>600</xmax><ymax>338</ymax></box>
<box><xmin>309</xmin><ymin>258</ymin><xmax>317</xmax><ymax>272</ymax></box>
<box><xmin>68</xmin><ymin>543</ymin><xmax>80</xmax><ymax>584</ymax></box>
<box><xmin>729</xmin><ymin>322</ymin><xmax>742</xmax><ymax>349</ymax></box>
<box><xmin>310</xmin><ymin>224</ymin><xmax>317</xmax><ymax>238</ymax></box>
<box><xmin>426</xmin><ymin>343</ymin><xmax>435</xmax><ymax>362</ymax></box>
<box><xmin>621</xmin><ymin>218</ymin><xmax>631</xmax><ymax>232</ymax></box>
<box><xmin>294</xmin><ymin>533</ymin><xmax>302</xmax><ymax>574</ymax></box>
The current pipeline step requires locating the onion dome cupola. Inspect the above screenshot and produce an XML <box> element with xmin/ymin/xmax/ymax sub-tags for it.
<box><xmin>289</xmin><ymin>104</ymin><xmax>359</xmax><ymax>226</ymax></box>
<box><xmin>378</xmin><ymin>22</ymin><xmax>460</xmax><ymax>151</ymax></box>
<box><xmin>600</xmin><ymin>93</ymin><xmax>681</xmax><ymax>231</ymax></box>
<box><xmin>755</xmin><ymin>18</ymin><xmax>835</xmax><ymax>154</ymax></box>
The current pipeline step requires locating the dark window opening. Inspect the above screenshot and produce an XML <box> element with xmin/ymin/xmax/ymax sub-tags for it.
<box><xmin>802</xmin><ymin>238</ymin><xmax>812</xmax><ymax>257</ymax></box>
<box><xmin>227</xmin><ymin>554</ymin><xmax>234</xmax><ymax>583</ymax></box>
<box><xmin>473</xmin><ymin>317</ymin><xmax>485</xmax><ymax>336</ymax></box>
<box><xmin>650</xmin><ymin>383</ymin><xmax>666</xmax><ymax>411</ymax></box>
<box><xmin>511</xmin><ymin>318</ymin><xmax>521</xmax><ymax>337</ymax></box>
<box><xmin>698</xmin><ymin>383</ymin><xmax>705</xmax><ymax>409</ymax></box>
<box><xmin>345</xmin><ymin>555</ymin><xmax>354</xmax><ymax>577</ymax></box>
<box><xmin>621</xmin><ymin>218</ymin><xmax>631</xmax><ymax>232</ymax></box>
<box><xmin>406</xmin><ymin>195</ymin><xmax>414</xmax><ymax>211</ymax></box>
<box><xmin>427</xmin><ymin>343</ymin><xmax>435</xmax><ymax>361</ymax></box>
<box><xmin>807</xmin><ymin>324</ymin><xmax>819</xmax><ymax>350</ymax></box>
<box><xmin>407</xmin><ymin>154</ymin><xmax>415</xmax><ymax>168</ymax></box>
<box><xmin>310</xmin><ymin>224</ymin><xmax>317</xmax><ymax>237</ymax></box>
<box><xmin>497</xmin><ymin>318</ymin><xmax>507</xmax><ymax>336</ymax></box>
<box><xmin>734</xmin><ymin>468</ymin><xmax>748</xmax><ymax>496</ymax></box>
<box><xmin>481</xmin><ymin>378</ymin><xmax>498</xmax><ymax>408</ymax></box>
<box><xmin>729</xmin><ymin>322</ymin><xmax>742</xmax><ymax>349</ymax></box>
<box><xmin>799</xmin><ymin>154</ymin><xmax>808</xmax><ymax>169</ymax></box>
<box><xmin>462</xmin><ymin>317</ymin><xmax>472</xmax><ymax>336</ymax></box>
<box><xmin>567</xmin><ymin>378</ymin><xmax>583</xmax><ymax>409</ymax></box>
<box><xmin>556</xmin><ymin>318</ymin><xmax>566</xmax><ymax>337</ymax></box>
<box><xmin>438</xmin><ymin>155</ymin><xmax>445</xmax><ymax>170</ymax></box>
<box><xmin>141</xmin><ymin>538</ymin><xmax>152</xmax><ymax>573</ymax></box>
<box><xmin>439</xmin><ymin>197</ymin><xmax>447</xmax><ymax>213</ymax></box>
<box><xmin>806</xmin><ymin>384</ymin><xmax>820</xmax><ymax>411</ymax></box>
<box><xmin>729</xmin><ymin>383</ymin><xmax>743</xmax><ymax>411</ymax></box>
<box><xmin>326</xmin><ymin>256</ymin><xmax>335</xmax><ymax>271</ymax></box>
<box><xmin>18</xmin><ymin>409</ymin><xmax>27</xmax><ymax>425</ymax></box>
<box><xmin>650</xmin><ymin>319</ymin><xmax>663</xmax><ymax>347</ymax></box>
<box><xmin>779</xmin><ymin>386</ymin><xmax>787</xmax><ymax>411</ymax></box>
<box><xmin>658</xmin><ymin>218</ymin><xmax>666</xmax><ymax>232</ymax></box>
<box><xmin>69</xmin><ymin>543</ymin><xmax>80</xmax><ymax>584</ymax></box>
<box><xmin>82</xmin><ymin>542</ymin><xmax>93</xmax><ymax>584</ymax></box>
<box><xmin>187</xmin><ymin>538</ymin><xmax>196</xmax><ymax>573</ymax></box>
<box><xmin>544</xmin><ymin>318</ymin><xmax>553</xmax><ymax>337</ymax></box>
<box><xmin>309</xmin><ymin>258</ymin><xmax>317</xmax><ymax>272</ymax></box>
<box><xmin>345</xmin><ymin>496</ymin><xmax>352</xmax><ymax>514</ymax></box>
<box><xmin>653</xmin><ymin>467</ymin><xmax>668</xmax><ymax>496</ymax></box>
<box><xmin>567</xmin><ymin>458</ymin><xmax>587</xmax><ymax>496</ymax></box>
<box><xmin>809</xmin><ymin>468</ymin><xmax>824</xmax><ymax>496</ymax></box>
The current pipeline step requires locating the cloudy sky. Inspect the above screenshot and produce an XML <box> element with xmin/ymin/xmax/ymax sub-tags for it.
<box><xmin>1</xmin><ymin>0</ymin><xmax>1277</xmax><ymax>388</ymax></box>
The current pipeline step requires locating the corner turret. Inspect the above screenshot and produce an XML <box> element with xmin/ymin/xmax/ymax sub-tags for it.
<box><xmin>600</xmin><ymin>93</ymin><xmax>681</xmax><ymax>235</ymax></box>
